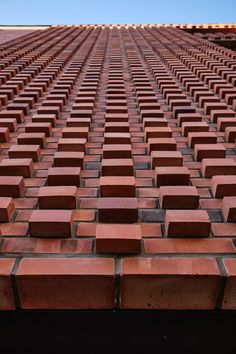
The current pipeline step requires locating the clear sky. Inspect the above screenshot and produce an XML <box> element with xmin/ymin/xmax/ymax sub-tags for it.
<box><xmin>0</xmin><ymin>0</ymin><xmax>235</xmax><ymax>25</ymax></box>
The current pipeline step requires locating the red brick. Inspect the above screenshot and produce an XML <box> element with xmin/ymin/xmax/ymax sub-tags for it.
<box><xmin>47</xmin><ymin>167</ymin><xmax>81</xmax><ymax>187</ymax></box>
<box><xmin>29</xmin><ymin>210</ymin><xmax>73</xmax><ymax>237</ymax></box>
<box><xmin>0</xmin><ymin>127</ymin><xmax>9</xmax><ymax>142</ymax></box>
<box><xmin>8</xmin><ymin>145</ymin><xmax>41</xmax><ymax>162</ymax></box>
<box><xmin>0</xmin><ymin>258</ymin><xmax>16</xmax><ymax>310</ymax></box>
<box><xmin>201</xmin><ymin>158</ymin><xmax>236</xmax><ymax>178</ymax></box>
<box><xmin>100</xmin><ymin>176</ymin><xmax>135</xmax><ymax>197</ymax></box>
<box><xmin>188</xmin><ymin>132</ymin><xmax>217</xmax><ymax>148</ymax></box>
<box><xmin>155</xmin><ymin>166</ymin><xmax>190</xmax><ymax>186</ymax></box>
<box><xmin>120</xmin><ymin>257</ymin><xmax>220</xmax><ymax>309</ymax></box>
<box><xmin>18</xmin><ymin>132</ymin><xmax>46</xmax><ymax>148</ymax></box>
<box><xmin>62</xmin><ymin>127</ymin><xmax>89</xmax><ymax>139</ymax></box>
<box><xmin>0</xmin><ymin>176</ymin><xmax>25</xmax><ymax>198</ymax></box>
<box><xmin>0</xmin><ymin>118</ymin><xmax>17</xmax><ymax>132</ymax></box>
<box><xmin>177</xmin><ymin>113</ymin><xmax>202</xmax><ymax>126</ymax></box>
<box><xmin>96</xmin><ymin>224</ymin><xmax>141</xmax><ymax>254</ymax></box>
<box><xmin>38</xmin><ymin>186</ymin><xmax>77</xmax><ymax>209</ymax></box>
<box><xmin>53</xmin><ymin>151</ymin><xmax>84</xmax><ymax>168</ymax></box>
<box><xmin>103</xmin><ymin>144</ymin><xmax>132</xmax><ymax>158</ymax></box>
<box><xmin>148</xmin><ymin>138</ymin><xmax>177</xmax><ymax>153</ymax></box>
<box><xmin>25</xmin><ymin>123</ymin><xmax>52</xmax><ymax>137</ymax></box>
<box><xmin>222</xmin><ymin>197</ymin><xmax>236</xmax><ymax>222</ymax></box>
<box><xmin>225</xmin><ymin>126</ymin><xmax>236</xmax><ymax>142</ymax></box>
<box><xmin>159</xmin><ymin>186</ymin><xmax>199</xmax><ymax>209</ymax></box>
<box><xmin>0</xmin><ymin>158</ymin><xmax>33</xmax><ymax>178</ymax></box>
<box><xmin>98</xmin><ymin>198</ymin><xmax>138</xmax><ymax>223</ymax></box>
<box><xmin>182</xmin><ymin>122</ymin><xmax>209</xmax><ymax>137</ymax></box>
<box><xmin>194</xmin><ymin>144</ymin><xmax>226</xmax><ymax>161</ymax></box>
<box><xmin>0</xmin><ymin>197</ymin><xmax>15</xmax><ymax>222</ymax></box>
<box><xmin>102</xmin><ymin>159</ymin><xmax>133</xmax><ymax>176</ymax></box>
<box><xmin>222</xmin><ymin>259</ymin><xmax>236</xmax><ymax>309</ymax></box>
<box><xmin>0</xmin><ymin>110</ymin><xmax>24</xmax><ymax>123</ymax></box>
<box><xmin>58</xmin><ymin>138</ymin><xmax>86</xmax><ymax>152</ymax></box>
<box><xmin>151</xmin><ymin>151</ymin><xmax>183</xmax><ymax>168</ymax></box>
<box><xmin>16</xmin><ymin>258</ymin><xmax>115</xmax><ymax>309</ymax></box>
<box><xmin>104</xmin><ymin>133</ymin><xmax>131</xmax><ymax>144</ymax></box>
<box><xmin>145</xmin><ymin>127</ymin><xmax>172</xmax><ymax>141</ymax></box>
<box><xmin>211</xmin><ymin>175</ymin><xmax>236</xmax><ymax>198</ymax></box>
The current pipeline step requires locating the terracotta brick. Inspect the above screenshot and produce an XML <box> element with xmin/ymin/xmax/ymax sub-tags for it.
<box><xmin>38</xmin><ymin>186</ymin><xmax>77</xmax><ymax>209</ymax></box>
<box><xmin>96</xmin><ymin>224</ymin><xmax>141</xmax><ymax>254</ymax></box>
<box><xmin>8</xmin><ymin>144</ymin><xmax>41</xmax><ymax>162</ymax></box>
<box><xmin>225</xmin><ymin>126</ymin><xmax>236</xmax><ymax>142</ymax></box>
<box><xmin>102</xmin><ymin>159</ymin><xmax>133</xmax><ymax>176</ymax></box>
<box><xmin>0</xmin><ymin>197</ymin><xmax>15</xmax><ymax>222</ymax></box>
<box><xmin>0</xmin><ymin>258</ymin><xmax>16</xmax><ymax>310</ymax></box>
<box><xmin>58</xmin><ymin>138</ymin><xmax>86</xmax><ymax>152</ymax></box>
<box><xmin>47</xmin><ymin>167</ymin><xmax>81</xmax><ymax>187</ymax></box>
<box><xmin>53</xmin><ymin>151</ymin><xmax>84</xmax><ymax>168</ymax></box>
<box><xmin>182</xmin><ymin>122</ymin><xmax>209</xmax><ymax>137</ymax></box>
<box><xmin>62</xmin><ymin>127</ymin><xmax>89</xmax><ymax>139</ymax></box>
<box><xmin>0</xmin><ymin>158</ymin><xmax>33</xmax><ymax>178</ymax></box>
<box><xmin>165</xmin><ymin>210</ymin><xmax>211</xmax><ymax>237</ymax></box>
<box><xmin>210</xmin><ymin>109</ymin><xmax>235</xmax><ymax>124</ymax></box>
<box><xmin>104</xmin><ymin>133</ymin><xmax>131</xmax><ymax>144</ymax></box>
<box><xmin>0</xmin><ymin>118</ymin><xmax>17</xmax><ymax>133</ymax></box>
<box><xmin>18</xmin><ymin>132</ymin><xmax>46</xmax><ymax>148</ymax></box>
<box><xmin>222</xmin><ymin>259</ymin><xmax>236</xmax><ymax>309</ymax></box>
<box><xmin>148</xmin><ymin>138</ymin><xmax>177</xmax><ymax>153</ymax></box>
<box><xmin>177</xmin><ymin>113</ymin><xmax>202</xmax><ymax>127</ymax></box>
<box><xmin>66</xmin><ymin>118</ymin><xmax>91</xmax><ymax>128</ymax></box>
<box><xmin>143</xmin><ymin>118</ymin><xmax>168</xmax><ymax>127</ymax></box>
<box><xmin>25</xmin><ymin>123</ymin><xmax>52</xmax><ymax>137</ymax></box>
<box><xmin>204</xmin><ymin>102</ymin><xmax>227</xmax><ymax>115</ymax></box>
<box><xmin>0</xmin><ymin>176</ymin><xmax>25</xmax><ymax>198</ymax></box>
<box><xmin>155</xmin><ymin>166</ymin><xmax>190</xmax><ymax>186</ymax></box>
<box><xmin>37</xmin><ymin>106</ymin><xmax>60</xmax><ymax>119</ymax></box>
<box><xmin>100</xmin><ymin>176</ymin><xmax>135</xmax><ymax>197</ymax></box>
<box><xmin>151</xmin><ymin>151</ymin><xmax>183</xmax><ymax>168</ymax></box>
<box><xmin>29</xmin><ymin>210</ymin><xmax>73</xmax><ymax>237</ymax></box>
<box><xmin>16</xmin><ymin>258</ymin><xmax>115</xmax><ymax>309</ymax></box>
<box><xmin>194</xmin><ymin>144</ymin><xmax>226</xmax><ymax>161</ymax></box>
<box><xmin>0</xmin><ymin>127</ymin><xmax>9</xmax><ymax>142</ymax></box>
<box><xmin>104</xmin><ymin>122</ymin><xmax>130</xmax><ymax>132</ymax></box>
<box><xmin>0</xmin><ymin>110</ymin><xmax>24</xmax><ymax>123</ymax></box>
<box><xmin>159</xmin><ymin>186</ymin><xmax>199</xmax><ymax>209</ymax></box>
<box><xmin>103</xmin><ymin>144</ymin><xmax>132</xmax><ymax>159</ymax></box>
<box><xmin>120</xmin><ymin>257</ymin><xmax>220</xmax><ymax>309</ymax></box>
<box><xmin>211</xmin><ymin>175</ymin><xmax>236</xmax><ymax>198</ymax></box>
<box><xmin>222</xmin><ymin>197</ymin><xmax>236</xmax><ymax>222</ymax></box>
<box><xmin>145</xmin><ymin>127</ymin><xmax>172</xmax><ymax>142</ymax></box>
<box><xmin>98</xmin><ymin>198</ymin><xmax>138</xmax><ymax>223</ymax></box>
<box><xmin>31</xmin><ymin>114</ymin><xmax>56</xmax><ymax>127</ymax></box>
<box><xmin>217</xmin><ymin>118</ymin><xmax>236</xmax><ymax>132</ymax></box>
<box><xmin>201</xmin><ymin>158</ymin><xmax>236</xmax><ymax>178</ymax></box>
<box><xmin>188</xmin><ymin>132</ymin><xmax>217</xmax><ymax>148</ymax></box>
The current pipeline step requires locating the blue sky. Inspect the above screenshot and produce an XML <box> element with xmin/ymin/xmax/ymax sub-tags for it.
<box><xmin>0</xmin><ymin>0</ymin><xmax>235</xmax><ymax>25</ymax></box>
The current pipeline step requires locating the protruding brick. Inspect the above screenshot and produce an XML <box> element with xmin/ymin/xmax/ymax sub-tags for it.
<box><xmin>151</xmin><ymin>151</ymin><xmax>183</xmax><ymax>168</ymax></box>
<box><xmin>188</xmin><ymin>132</ymin><xmax>217</xmax><ymax>148</ymax></box>
<box><xmin>96</xmin><ymin>224</ymin><xmax>141</xmax><ymax>254</ymax></box>
<box><xmin>0</xmin><ymin>258</ymin><xmax>16</xmax><ymax>310</ymax></box>
<box><xmin>29</xmin><ymin>210</ymin><xmax>73</xmax><ymax>237</ymax></box>
<box><xmin>8</xmin><ymin>145</ymin><xmax>41</xmax><ymax>162</ymax></box>
<box><xmin>38</xmin><ymin>186</ymin><xmax>77</xmax><ymax>209</ymax></box>
<box><xmin>98</xmin><ymin>198</ymin><xmax>138</xmax><ymax>223</ymax></box>
<box><xmin>0</xmin><ymin>197</ymin><xmax>15</xmax><ymax>222</ymax></box>
<box><xmin>165</xmin><ymin>210</ymin><xmax>211</xmax><ymax>237</ymax></box>
<box><xmin>100</xmin><ymin>176</ymin><xmax>135</xmax><ymax>197</ymax></box>
<box><xmin>148</xmin><ymin>138</ymin><xmax>177</xmax><ymax>153</ymax></box>
<box><xmin>155</xmin><ymin>166</ymin><xmax>190</xmax><ymax>186</ymax></box>
<box><xmin>201</xmin><ymin>158</ymin><xmax>236</xmax><ymax>178</ymax></box>
<box><xmin>159</xmin><ymin>186</ymin><xmax>199</xmax><ymax>209</ymax></box>
<box><xmin>211</xmin><ymin>176</ymin><xmax>236</xmax><ymax>198</ymax></box>
<box><xmin>18</xmin><ymin>133</ymin><xmax>46</xmax><ymax>148</ymax></box>
<box><xmin>47</xmin><ymin>167</ymin><xmax>81</xmax><ymax>187</ymax></box>
<box><xmin>0</xmin><ymin>127</ymin><xmax>9</xmax><ymax>142</ymax></box>
<box><xmin>102</xmin><ymin>159</ymin><xmax>133</xmax><ymax>176</ymax></box>
<box><xmin>53</xmin><ymin>151</ymin><xmax>84</xmax><ymax>168</ymax></box>
<box><xmin>103</xmin><ymin>144</ymin><xmax>132</xmax><ymax>159</ymax></box>
<box><xmin>0</xmin><ymin>158</ymin><xmax>33</xmax><ymax>178</ymax></box>
<box><xmin>194</xmin><ymin>144</ymin><xmax>226</xmax><ymax>161</ymax></box>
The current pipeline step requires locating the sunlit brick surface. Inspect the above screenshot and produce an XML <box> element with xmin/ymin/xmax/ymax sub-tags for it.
<box><xmin>0</xmin><ymin>25</ymin><xmax>236</xmax><ymax>309</ymax></box>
